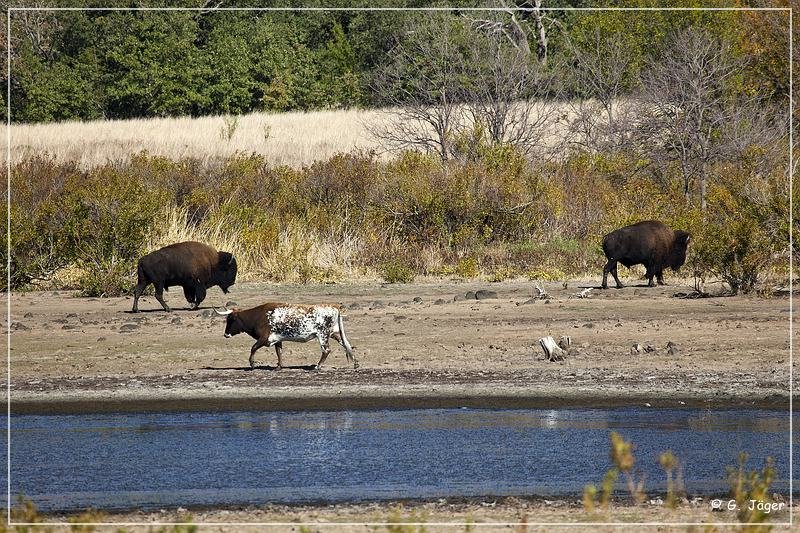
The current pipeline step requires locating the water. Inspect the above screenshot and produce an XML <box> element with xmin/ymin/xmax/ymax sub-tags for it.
<box><xmin>5</xmin><ymin>407</ymin><xmax>795</xmax><ymax>512</ymax></box>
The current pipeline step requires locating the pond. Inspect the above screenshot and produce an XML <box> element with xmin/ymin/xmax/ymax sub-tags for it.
<box><xmin>6</xmin><ymin>407</ymin><xmax>794</xmax><ymax>512</ymax></box>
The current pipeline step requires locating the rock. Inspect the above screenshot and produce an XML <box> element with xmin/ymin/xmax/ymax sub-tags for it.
<box><xmin>583</xmin><ymin>322</ymin><xmax>594</xmax><ymax>328</ymax></box>
<box><xmin>119</xmin><ymin>323</ymin><xmax>139</xmax><ymax>332</ymax></box>
<box><xmin>61</xmin><ymin>324</ymin><xmax>78</xmax><ymax>330</ymax></box>
<box><xmin>11</xmin><ymin>322</ymin><xmax>30</xmax><ymax>331</ymax></box>
<box><xmin>644</xmin><ymin>344</ymin><xmax>656</xmax><ymax>353</ymax></box>
<box><xmin>475</xmin><ymin>289</ymin><xmax>498</xmax><ymax>300</ymax></box>
<box><xmin>201</xmin><ymin>310</ymin><xmax>214</xmax><ymax>318</ymax></box>
<box><xmin>349</xmin><ymin>302</ymin><xmax>362</xmax><ymax>310</ymax></box>
<box><xmin>544</xmin><ymin>300</ymin><xmax>551</xmax><ymax>304</ymax></box>
<box><xmin>464</xmin><ymin>291</ymin><xmax>476</xmax><ymax>300</ymax></box>
<box><xmin>453</xmin><ymin>294</ymin><xmax>465</xmax><ymax>302</ymax></box>
<box><xmin>370</xmin><ymin>301</ymin><xmax>385</xmax><ymax>309</ymax></box>
<box><xmin>225</xmin><ymin>301</ymin><xmax>238</xmax><ymax>308</ymax></box>
<box><xmin>171</xmin><ymin>317</ymin><xmax>182</xmax><ymax>324</ymax></box>
<box><xmin>666</xmin><ymin>341</ymin><xmax>680</xmax><ymax>356</ymax></box>
<box><xmin>23</xmin><ymin>312</ymin><xmax>33</xmax><ymax>318</ymax></box>
<box><xmin>97</xmin><ymin>337</ymin><xmax>106</xmax><ymax>342</ymax></box>
<box><xmin>631</xmin><ymin>343</ymin><xmax>643</xmax><ymax>355</ymax></box>
<box><xmin>66</xmin><ymin>313</ymin><xmax>77</xmax><ymax>318</ymax></box>
<box><xmin>434</xmin><ymin>298</ymin><xmax>447</xmax><ymax>305</ymax></box>
<box><xmin>521</xmin><ymin>298</ymin><xmax>537</xmax><ymax>305</ymax></box>
<box><xmin>412</xmin><ymin>296</ymin><xmax>422</xmax><ymax>303</ymax></box>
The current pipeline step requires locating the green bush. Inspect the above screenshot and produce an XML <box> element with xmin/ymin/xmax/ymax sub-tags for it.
<box><xmin>692</xmin><ymin>169</ymin><xmax>786</xmax><ymax>294</ymax></box>
<box><xmin>380</xmin><ymin>260</ymin><xmax>415</xmax><ymax>283</ymax></box>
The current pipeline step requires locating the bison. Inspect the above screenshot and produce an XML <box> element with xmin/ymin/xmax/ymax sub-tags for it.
<box><xmin>601</xmin><ymin>221</ymin><xmax>691</xmax><ymax>289</ymax></box>
<box><xmin>215</xmin><ymin>303</ymin><xmax>358</xmax><ymax>370</ymax></box>
<box><xmin>131</xmin><ymin>241</ymin><xmax>237</xmax><ymax>312</ymax></box>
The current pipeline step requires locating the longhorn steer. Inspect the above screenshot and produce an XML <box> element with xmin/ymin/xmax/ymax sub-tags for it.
<box><xmin>215</xmin><ymin>303</ymin><xmax>358</xmax><ymax>370</ymax></box>
<box><xmin>132</xmin><ymin>241</ymin><xmax>237</xmax><ymax>312</ymax></box>
<box><xmin>601</xmin><ymin>220</ymin><xmax>691</xmax><ymax>289</ymax></box>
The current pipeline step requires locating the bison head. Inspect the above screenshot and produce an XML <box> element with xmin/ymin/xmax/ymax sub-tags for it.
<box><xmin>215</xmin><ymin>252</ymin><xmax>238</xmax><ymax>293</ymax></box>
<box><xmin>670</xmin><ymin>230</ymin><xmax>691</xmax><ymax>271</ymax></box>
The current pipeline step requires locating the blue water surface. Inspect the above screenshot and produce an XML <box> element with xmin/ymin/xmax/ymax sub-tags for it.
<box><xmin>3</xmin><ymin>407</ymin><xmax>796</xmax><ymax>512</ymax></box>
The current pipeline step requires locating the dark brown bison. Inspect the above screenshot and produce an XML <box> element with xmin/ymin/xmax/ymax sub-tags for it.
<box><xmin>601</xmin><ymin>221</ymin><xmax>691</xmax><ymax>289</ymax></box>
<box><xmin>132</xmin><ymin>241</ymin><xmax>237</xmax><ymax>312</ymax></box>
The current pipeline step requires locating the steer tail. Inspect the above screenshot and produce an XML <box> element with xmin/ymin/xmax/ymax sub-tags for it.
<box><xmin>337</xmin><ymin>312</ymin><xmax>358</xmax><ymax>368</ymax></box>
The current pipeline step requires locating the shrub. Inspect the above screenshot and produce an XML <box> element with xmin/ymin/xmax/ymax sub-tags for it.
<box><xmin>381</xmin><ymin>260</ymin><xmax>415</xmax><ymax>283</ymax></box>
<box><xmin>455</xmin><ymin>257</ymin><xmax>479</xmax><ymax>279</ymax></box>
<box><xmin>692</xmin><ymin>169</ymin><xmax>786</xmax><ymax>294</ymax></box>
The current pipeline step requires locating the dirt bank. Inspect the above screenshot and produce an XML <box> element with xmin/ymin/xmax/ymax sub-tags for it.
<box><xmin>8</xmin><ymin>278</ymin><xmax>793</xmax><ymax>413</ymax></box>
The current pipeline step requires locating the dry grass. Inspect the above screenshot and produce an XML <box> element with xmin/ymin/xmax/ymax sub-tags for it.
<box><xmin>9</xmin><ymin>108</ymin><xmax>388</xmax><ymax>169</ymax></box>
<box><xmin>8</xmin><ymin>101</ymin><xmax>589</xmax><ymax>169</ymax></box>
<box><xmin>146</xmin><ymin>204</ymin><xmax>370</xmax><ymax>283</ymax></box>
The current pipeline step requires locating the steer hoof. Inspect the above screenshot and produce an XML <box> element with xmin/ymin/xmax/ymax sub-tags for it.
<box><xmin>353</xmin><ymin>362</ymin><xmax>360</xmax><ymax>369</ymax></box>
<box><xmin>310</xmin><ymin>364</ymin><xmax>319</xmax><ymax>371</ymax></box>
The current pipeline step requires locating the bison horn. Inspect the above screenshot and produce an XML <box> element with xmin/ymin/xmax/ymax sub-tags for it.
<box><xmin>213</xmin><ymin>307</ymin><xmax>233</xmax><ymax>316</ymax></box>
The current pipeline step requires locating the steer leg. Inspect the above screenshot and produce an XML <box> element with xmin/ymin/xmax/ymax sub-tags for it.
<box><xmin>274</xmin><ymin>342</ymin><xmax>284</xmax><ymax>369</ymax></box>
<box><xmin>154</xmin><ymin>283</ymin><xmax>171</xmax><ymax>312</ymax></box>
<box><xmin>314</xmin><ymin>335</ymin><xmax>331</xmax><ymax>370</ymax></box>
<box><xmin>249</xmin><ymin>338</ymin><xmax>269</xmax><ymax>369</ymax></box>
<box><xmin>332</xmin><ymin>332</ymin><xmax>358</xmax><ymax>369</ymax></box>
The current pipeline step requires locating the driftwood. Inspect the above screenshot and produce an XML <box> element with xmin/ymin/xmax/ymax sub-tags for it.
<box><xmin>539</xmin><ymin>335</ymin><xmax>569</xmax><ymax>361</ymax></box>
<box><xmin>534</xmin><ymin>283</ymin><xmax>550</xmax><ymax>299</ymax></box>
<box><xmin>571</xmin><ymin>287</ymin><xmax>594</xmax><ymax>299</ymax></box>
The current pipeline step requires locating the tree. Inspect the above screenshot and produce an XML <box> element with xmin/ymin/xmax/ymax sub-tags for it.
<box><xmin>460</xmin><ymin>14</ymin><xmax>561</xmax><ymax>160</ymax></box>
<box><xmin>369</xmin><ymin>12</ymin><xmax>471</xmax><ymax>161</ymax></box>
<box><xmin>636</xmin><ymin>27</ymin><xmax>782</xmax><ymax>210</ymax></box>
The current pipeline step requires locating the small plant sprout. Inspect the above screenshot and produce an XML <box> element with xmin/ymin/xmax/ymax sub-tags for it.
<box><xmin>220</xmin><ymin>115</ymin><xmax>240</xmax><ymax>142</ymax></box>
<box><xmin>727</xmin><ymin>452</ymin><xmax>778</xmax><ymax>526</ymax></box>
<box><xmin>658</xmin><ymin>450</ymin><xmax>681</xmax><ymax>509</ymax></box>
<box><xmin>610</xmin><ymin>431</ymin><xmax>647</xmax><ymax>504</ymax></box>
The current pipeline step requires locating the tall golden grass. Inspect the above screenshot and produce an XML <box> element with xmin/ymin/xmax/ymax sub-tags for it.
<box><xmin>9</xmin><ymin>108</ymin><xmax>387</xmax><ymax>169</ymax></box>
<box><xmin>8</xmin><ymin>102</ymin><xmax>583</xmax><ymax>169</ymax></box>
<box><xmin>145</xmin><ymin>204</ymin><xmax>369</xmax><ymax>283</ymax></box>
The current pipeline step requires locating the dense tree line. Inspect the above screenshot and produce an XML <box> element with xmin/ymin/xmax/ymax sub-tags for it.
<box><xmin>3</xmin><ymin>0</ymin><xmax>790</xmax><ymax>122</ymax></box>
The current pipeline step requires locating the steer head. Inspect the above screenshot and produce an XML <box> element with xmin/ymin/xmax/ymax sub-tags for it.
<box><xmin>214</xmin><ymin>306</ymin><xmax>242</xmax><ymax>337</ymax></box>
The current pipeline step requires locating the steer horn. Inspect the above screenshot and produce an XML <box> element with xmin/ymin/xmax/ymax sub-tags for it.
<box><xmin>213</xmin><ymin>307</ymin><xmax>233</xmax><ymax>316</ymax></box>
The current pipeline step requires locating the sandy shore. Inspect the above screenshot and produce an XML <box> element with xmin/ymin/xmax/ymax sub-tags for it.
<box><xmin>8</xmin><ymin>278</ymin><xmax>793</xmax><ymax>413</ymax></box>
<box><xmin>29</xmin><ymin>496</ymin><xmax>795</xmax><ymax>531</ymax></box>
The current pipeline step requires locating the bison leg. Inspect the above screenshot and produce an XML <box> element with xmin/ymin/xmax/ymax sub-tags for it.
<box><xmin>603</xmin><ymin>259</ymin><xmax>623</xmax><ymax>289</ymax></box>
<box><xmin>193</xmin><ymin>284</ymin><xmax>207</xmax><ymax>308</ymax></box>
<box><xmin>131</xmin><ymin>280</ymin><xmax>148</xmax><ymax>313</ymax></box>
<box><xmin>154</xmin><ymin>283</ymin><xmax>171</xmax><ymax>312</ymax></box>
<box><xmin>274</xmin><ymin>342</ymin><xmax>284</xmax><ymax>369</ymax></box>
<box><xmin>249</xmin><ymin>338</ymin><xmax>268</xmax><ymax>369</ymax></box>
<box><xmin>182</xmin><ymin>286</ymin><xmax>196</xmax><ymax>307</ymax></box>
<box><xmin>314</xmin><ymin>335</ymin><xmax>331</xmax><ymax>370</ymax></box>
<box><xmin>656</xmin><ymin>271</ymin><xmax>665</xmax><ymax>285</ymax></box>
<box><xmin>645</xmin><ymin>269</ymin><xmax>656</xmax><ymax>287</ymax></box>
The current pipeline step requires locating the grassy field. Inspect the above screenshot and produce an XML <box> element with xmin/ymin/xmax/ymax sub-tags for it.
<box><xmin>9</xmin><ymin>107</ymin><xmax>387</xmax><ymax>168</ymax></box>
